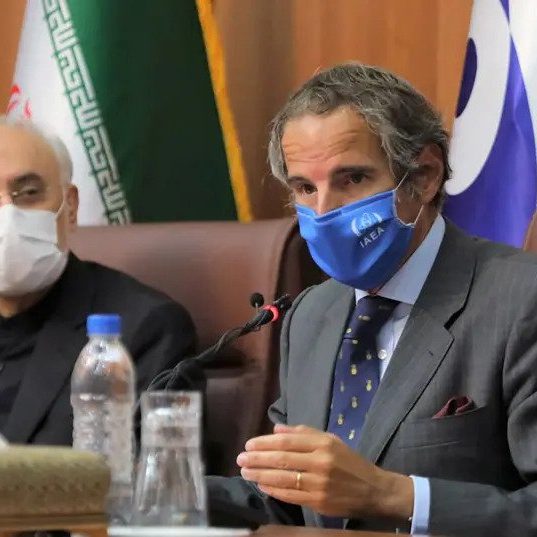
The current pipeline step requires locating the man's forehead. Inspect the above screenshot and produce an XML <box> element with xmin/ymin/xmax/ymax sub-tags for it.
<box><xmin>0</xmin><ymin>123</ymin><xmax>50</xmax><ymax>153</ymax></box>
<box><xmin>281</xmin><ymin>108</ymin><xmax>382</xmax><ymax>163</ymax></box>
<box><xmin>0</xmin><ymin>124</ymin><xmax>59</xmax><ymax>181</ymax></box>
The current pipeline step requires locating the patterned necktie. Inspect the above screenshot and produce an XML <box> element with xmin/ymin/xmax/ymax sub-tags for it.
<box><xmin>322</xmin><ymin>295</ymin><xmax>399</xmax><ymax>529</ymax></box>
<box><xmin>326</xmin><ymin>295</ymin><xmax>399</xmax><ymax>446</ymax></box>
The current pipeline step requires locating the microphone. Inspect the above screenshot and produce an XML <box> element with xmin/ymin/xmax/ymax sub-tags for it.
<box><xmin>250</xmin><ymin>294</ymin><xmax>293</xmax><ymax>328</ymax></box>
<box><xmin>249</xmin><ymin>292</ymin><xmax>265</xmax><ymax>309</ymax></box>
<box><xmin>146</xmin><ymin>293</ymin><xmax>293</xmax><ymax>392</ymax></box>
<box><xmin>249</xmin><ymin>293</ymin><xmax>265</xmax><ymax>329</ymax></box>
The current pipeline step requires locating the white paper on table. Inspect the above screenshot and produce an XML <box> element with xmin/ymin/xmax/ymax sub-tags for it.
<box><xmin>108</xmin><ymin>527</ymin><xmax>251</xmax><ymax>537</ymax></box>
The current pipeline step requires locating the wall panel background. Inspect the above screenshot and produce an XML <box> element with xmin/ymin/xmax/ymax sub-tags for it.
<box><xmin>0</xmin><ymin>0</ymin><xmax>25</xmax><ymax>110</ymax></box>
<box><xmin>0</xmin><ymin>0</ymin><xmax>472</xmax><ymax>218</ymax></box>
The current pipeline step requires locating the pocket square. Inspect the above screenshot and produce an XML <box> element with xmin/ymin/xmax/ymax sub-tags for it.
<box><xmin>433</xmin><ymin>396</ymin><xmax>475</xmax><ymax>418</ymax></box>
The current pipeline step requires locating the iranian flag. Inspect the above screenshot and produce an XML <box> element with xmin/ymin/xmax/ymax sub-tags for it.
<box><xmin>8</xmin><ymin>0</ymin><xmax>251</xmax><ymax>225</ymax></box>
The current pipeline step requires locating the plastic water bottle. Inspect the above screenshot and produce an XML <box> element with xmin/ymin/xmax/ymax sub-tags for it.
<box><xmin>71</xmin><ymin>314</ymin><xmax>136</xmax><ymax>524</ymax></box>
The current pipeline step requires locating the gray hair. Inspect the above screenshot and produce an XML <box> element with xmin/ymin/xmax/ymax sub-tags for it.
<box><xmin>268</xmin><ymin>63</ymin><xmax>450</xmax><ymax>207</ymax></box>
<box><xmin>0</xmin><ymin>115</ymin><xmax>73</xmax><ymax>185</ymax></box>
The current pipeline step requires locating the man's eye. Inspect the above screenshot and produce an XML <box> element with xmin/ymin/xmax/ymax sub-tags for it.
<box><xmin>346</xmin><ymin>173</ymin><xmax>365</xmax><ymax>185</ymax></box>
<box><xmin>296</xmin><ymin>183</ymin><xmax>316</xmax><ymax>195</ymax></box>
<box><xmin>11</xmin><ymin>187</ymin><xmax>45</xmax><ymax>204</ymax></box>
<box><xmin>16</xmin><ymin>187</ymin><xmax>40</xmax><ymax>198</ymax></box>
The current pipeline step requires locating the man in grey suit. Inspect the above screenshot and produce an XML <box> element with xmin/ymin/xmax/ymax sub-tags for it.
<box><xmin>209</xmin><ymin>63</ymin><xmax>537</xmax><ymax>536</ymax></box>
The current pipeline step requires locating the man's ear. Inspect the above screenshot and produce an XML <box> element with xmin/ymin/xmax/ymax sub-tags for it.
<box><xmin>412</xmin><ymin>144</ymin><xmax>444</xmax><ymax>204</ymax></box>
<box><xmin>65</xmin><ymin>184</ymin><xmax>79</xmax><ymax>230</ymax></box>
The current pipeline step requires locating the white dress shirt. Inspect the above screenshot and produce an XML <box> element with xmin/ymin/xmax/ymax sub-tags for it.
<box><xmin>354</xmin><ymin>214</ymin><xmax>446</xmax><ymax>535</ymax></box>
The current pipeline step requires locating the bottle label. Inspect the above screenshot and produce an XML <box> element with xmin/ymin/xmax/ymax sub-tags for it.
<box><xmin>72</xmin><ymin>397</ymin><xmax>134</xmax><ymax>486</ymax></box>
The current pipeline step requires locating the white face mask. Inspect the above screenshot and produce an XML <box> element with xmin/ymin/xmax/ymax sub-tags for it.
<box><xmin>0</xmin><ymin>203</ymin><xmax>68</xmax><ymax>297</ymax></box>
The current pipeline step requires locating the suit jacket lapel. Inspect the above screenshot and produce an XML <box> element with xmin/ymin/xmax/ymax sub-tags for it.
<box><xmin>297</xmin><ymin>282</ymin><xmax>355</xmax><ymax>432</ymax></box>
<box><xmin>3</xmin><ymin>255</ymin><xmax>94</xmax><ymax>443</ymax></box>
<box><xmin>356</xmin><ymin>222</ymin><xmax>477</xmax><ymax>463</ymax></box>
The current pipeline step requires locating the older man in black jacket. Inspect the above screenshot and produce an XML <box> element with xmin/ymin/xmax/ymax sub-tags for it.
<box><xmin>0</xmin><ymin>117</ymin><xmax>197</xmax><ymax>445</ymax></box>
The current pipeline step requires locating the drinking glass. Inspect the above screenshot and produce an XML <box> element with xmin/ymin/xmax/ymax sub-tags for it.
<box><xmin>132</xmin><ymin>391</ymin><xmax>207</xmax><ymax>526</ymax></box>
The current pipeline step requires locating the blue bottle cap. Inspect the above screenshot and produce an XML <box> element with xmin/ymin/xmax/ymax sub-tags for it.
<box><xmin>87</xmin><ymin>314</ymin><xmax>122</xmax><ymax>336</ymax></box>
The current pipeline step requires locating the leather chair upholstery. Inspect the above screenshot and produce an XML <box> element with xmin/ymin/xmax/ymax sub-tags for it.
<box><xmin>69</xmin><ymin>218</ymin><xmax>322</xmax><ymax>475</ymax></box>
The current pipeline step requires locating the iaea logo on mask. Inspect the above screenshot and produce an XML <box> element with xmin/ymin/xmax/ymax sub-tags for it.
<box><xmin>351</xmin><ymin>212</ymin><xmax>384</xmax><ymax>248</ymax></box>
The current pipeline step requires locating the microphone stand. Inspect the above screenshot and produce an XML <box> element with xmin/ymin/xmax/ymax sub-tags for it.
<box><xmin>145</xmin><ymin>294</ymin><xmax>292</xmax><ymax>392</ymax></box>
<box><xmin>134</xmin><ymin>293</ymin><xmax>293</xmax><ymax>471</ymax></box>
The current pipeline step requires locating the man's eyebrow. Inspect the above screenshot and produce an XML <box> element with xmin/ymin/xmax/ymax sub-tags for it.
<box><xmin>287</xmin><ymin>175</ymin><xmax>311</xmax><ymax>186</ymax></box>
<box><xmin>331</xmin><ymin>165</ymin><xmax>376</xmax><ymax>178</ymax></box>
<box><xmin>287</xmin><ymin>165</ymin><xmax>376</xmax><ymax>185</ymax></box>
<box><xmin>9</xmin><ymin>173</ymin><xmax>45</xmax><ymax>189</ymax></box>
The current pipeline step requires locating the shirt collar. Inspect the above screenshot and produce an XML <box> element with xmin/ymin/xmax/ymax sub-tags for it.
<box><xmin>355</xmin><ymin>214</ymin><xmax>446</xmax><ymax>306</ymax></box>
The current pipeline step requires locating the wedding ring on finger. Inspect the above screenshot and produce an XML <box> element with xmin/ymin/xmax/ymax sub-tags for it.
<box><xmin>295</xmin><ymin>471</ymin><xmax>302</xmax><ymax>490</ymax></box>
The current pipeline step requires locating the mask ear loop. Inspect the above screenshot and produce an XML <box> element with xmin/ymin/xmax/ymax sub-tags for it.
<box><xmin>54</xmin><ymin>190</ymin><xmax>67</xmax><ymax>220</ymax></box>
<box><xmin>392</xmin><ymin>170</ymin><xmax>424</xmax><ymax>227</ymax></box>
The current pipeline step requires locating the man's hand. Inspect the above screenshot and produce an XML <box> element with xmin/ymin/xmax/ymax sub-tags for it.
<box><xmin>237</xmin><ymin>424</ymin><xmax>413</xmax><ymax>521</ymax></box>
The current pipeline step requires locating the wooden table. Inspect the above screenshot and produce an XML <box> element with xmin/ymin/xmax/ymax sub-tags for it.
<box><xmin>0</xmin><ymin>522</ymin><xmax>402</xmax><ymax>537</ymax></box>
<box><xmin>0</xmin><ymin>513</ymin><xmax>107</xmax><ymax>537</ymax></box>
<box><xmin>256</xmin><ymin>525</ymin><xmax>402</xmax><ymax>537</ymax></box>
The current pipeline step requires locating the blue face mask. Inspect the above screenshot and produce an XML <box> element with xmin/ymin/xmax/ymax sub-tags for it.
<box><xmin>296</xmin><ymin>181</ymin><xmax>421</xmax><ymax>290</ymax></box>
